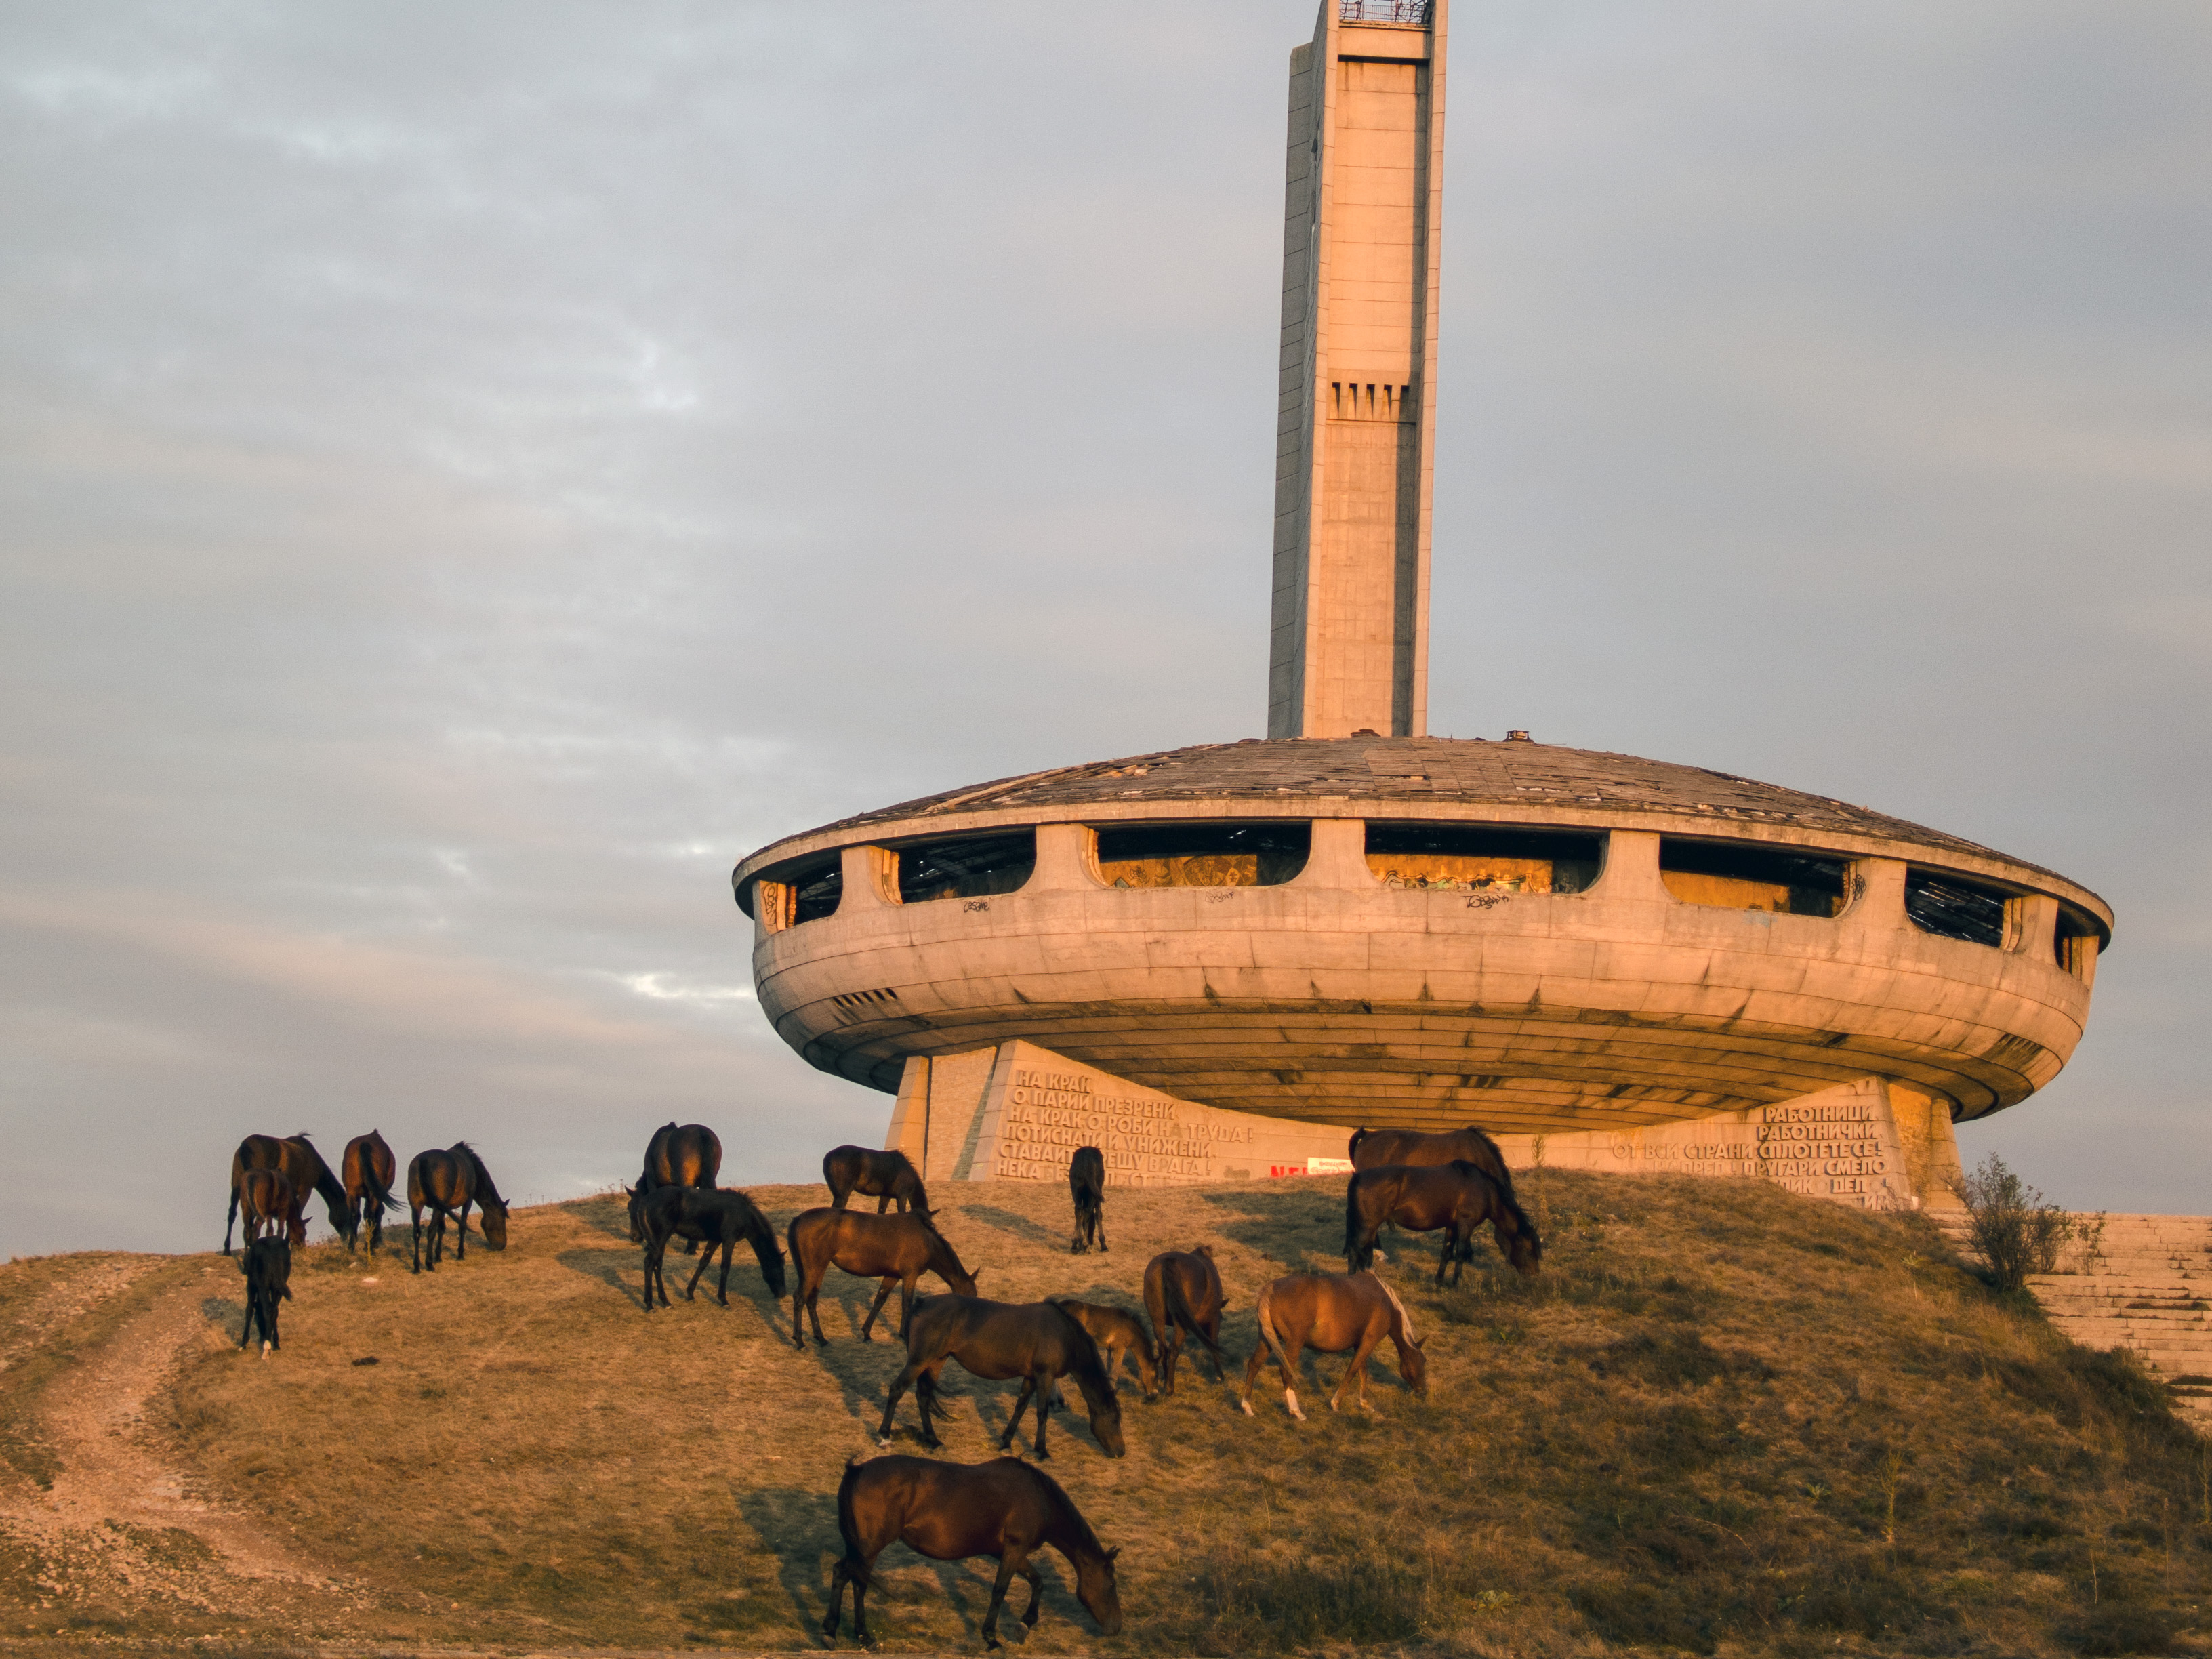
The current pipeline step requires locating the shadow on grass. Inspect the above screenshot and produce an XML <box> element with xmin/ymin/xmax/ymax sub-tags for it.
<box><xmin>1197</xmin><ymin>1185</ymin><xmax>1347</xmax><ymax>1271</ymax></box>
<box><xmin>953</xmin><ymin>1204</ymin><xmax>1055</xmax><ymax>1248</ymax></box>
<box><xmin>557</xmin><ymin>1246</ymin><xmax>647</xmax><ymax>1310</ymax></box>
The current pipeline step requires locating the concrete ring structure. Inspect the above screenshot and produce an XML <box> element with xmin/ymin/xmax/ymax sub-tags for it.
<box><xmin>731</xmin><ymin>735</ymin><xmax>2110</xmax><ymax>1136</ymax></box>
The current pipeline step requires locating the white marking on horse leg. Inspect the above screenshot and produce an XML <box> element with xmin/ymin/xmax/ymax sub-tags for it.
<box><xmin>1285</xmin><ymin>1389</ymin><xmax>1304</xmax><ymax>1422</ymax></box>
<box><xmin>1240</xmin><ymin>1399</ymin><xmax>1253</xmax><ymax>1416</ymax></box>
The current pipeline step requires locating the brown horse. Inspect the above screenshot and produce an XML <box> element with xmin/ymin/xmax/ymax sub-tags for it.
<box><xmin>823</xmin><ymin>1145</ymin><xmax>932</xmax><ymax>1217</ymax></box>
<box><xmin>1240</xmin><ymin>1270</ymin><xmax>1425</xmax><ymax>1421</ymax></box>
<box><xmin>1348</xmin><ymin>1124</ymin><xmax>1517</xmax><ymax>1192</ymax></box>
<box><xmin>878</xmin><ymin>1296</ymin><xmax>1126</xmax><ymax>1460</ymax></box>
<box><xmin>224</xmin><ymin>1133</ymin><xmax>350</xmax><ymax>1254</ymax></box>
<box><xmin>239</xmin><ymin>1236</ymin><xmax>292</xmax><ymax>1353</ymax></box>
<box><xmin>407</xmin><ymin>1143</ymin><xmax>509</xmax><ymax>1273</ymax></box>
<box><xmin>1067</xmin><ymin>1145</ymin><xmax>1106</xmax><ymax>1254</ymax></box>
<box><xmin>341</xmin><ymin>1130</ymin><xmax>399</xmax><ymax>1257</ymax></box>
<box><xmin>1345</xmin><ymin>1160</ymin><xmax>1542</xmax><ymax>1284</ymax></box>
<box><xmin>1048</xmin><ymin>1299</ymin><xmax>1156</xmax><ymax>1401</ymax></box>
<box><xmin>823</xmin><ymin>1455</ymin><xmax>1122</xmax><ymax>1651</ymax></box>
<box><xmin>630</xmin><ymin>1185</ymin><xmax>787</xmax><ymax>1312</ymax></box>
<box><xmin>787</xmin><ymin>1208</ymin><xmax>977</xmax><ymax>1349</ymax></box>
<box><xmin>638</xmin><ymin>1122</ymin><xmax>722</xmax><ymax>1255</ymax></box>
<box><xmin>1143</xmin><ymin>1246</ymin><xmax>1230</xmax><ymax>1394</ymax></box>
<box><xmin>234</xmin><ymin>1168</ymin><xmax>299</xmax><ymax>1247</ymax></box>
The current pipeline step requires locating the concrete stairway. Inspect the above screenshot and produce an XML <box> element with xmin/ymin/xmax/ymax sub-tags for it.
<box><xmin>1938</xmin><ymin>1212</ymin><xmax>2212</xmax><ymax>1418</ymax></box>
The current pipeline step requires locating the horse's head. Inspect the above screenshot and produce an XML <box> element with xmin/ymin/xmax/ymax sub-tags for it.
<box><xmin>758</xmin><ymin>1242</ymin><xmax>790</xmax><ymax>1300</ymax></box>
<box><xmin>1500</xmin><ymin>1193</ymin><xmax>1543</xmax><ymax>1277</ymax></box>
<box><xmin>1076</xmin><ymin>1544</ymin><xmax>1123</xmax><ymax>1636</ymax></box>
<box><xmin>1398</xmin><ymin>1336</ymin><xmax>1429</xmax><ymax>1398</ymax></box>
<box><xmin>1084</xmin><ymin>1378</ymin><xmax>1126</xmax><ymax>1458</ymax></box>
<box><xmin>478</xmin><ymin>1196</ymin><xmax>510</xmax><ymax>1250</ymax></box>
<box><xmin>623</xmin><ymin>1185</ymin><xmax>645</xmax><ymax>1244</ymax></box>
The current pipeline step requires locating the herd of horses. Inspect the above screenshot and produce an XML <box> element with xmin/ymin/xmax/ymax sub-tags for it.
<box><xmin>216</xmin><ymin>1116</ymin><xmax>1539</xmax><ymax>1648</ymax></box>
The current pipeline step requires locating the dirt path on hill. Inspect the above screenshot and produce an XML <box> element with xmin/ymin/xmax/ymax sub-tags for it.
<box><xmin>0</xmin><ymin>1256</ymin><xmax>370</xmax><ymax>1632</ymax></box>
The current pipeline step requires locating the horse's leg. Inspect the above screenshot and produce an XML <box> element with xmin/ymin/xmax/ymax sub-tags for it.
<box><xmin>878</xmin><ymin>1359</ymin><xmax>922</xmax><ymax>1446</ymax></box>
<box><xmin>801</xmin><ymin>1260</ymin><xmax>832</xmax><ymax>1347</ymax></box>
<box><xmin>1203</xmin><ymin>1315</ymin><xmax>1228</xmax><ymax>1382</ymax></box>
<box><xmin>714</xmin><ymin>1238</ymin><xmax>734</xmax><ymax>1306</ymax></box>
<box><xmin>875</xmin><ymin>1192</ymin><xmax>889</xmax><ymax>1215</ymax></box>
<box><xmin>1096</xmin><ymin>1205</ymin><xmax>1107</xmax><ymax>1254</ymax></box>
<box><xmin>1017</xmin><ymin>1554</ymin><xmax>1044</xmax><ymax>1626</ymax></box>
<box><xmin>983</xmin><ymin>1552</ymin><xmax>1018</xmax><ymax>1650</ymax></box>
<box><xmin>223</xmin><ymin>1183</ymin><xmax>239</xmax><ymax>1256</ymax></box>
<box><xmin>643</xmin><ymin>1238</ymin><xmax>662</xmax><ymax>1311</ymax></box>
<box><xmin>455</xmin><ymin>1197</ymin><xmax>471</xmax><ymax>1260</ymax></box>
<box><xmin>1238</xmin><ymin>1339</ymin><xmax>1269</xmax><ymax>1415</ymax></box>
<box><xmin>409</xmin><ymin>1206</ymin><xmax>422</xmax><ymax>1274</ymax></box>
<box><xmin>1275</xmin><ymin>1335</ymin><xmax>1306</xmax><ymax>1421</ymax></box>
<box><xmin>859</xmin><ymin>1274</ymin><xmax>898</xmax><ymax>1343</ymax></box>
<box><xmin>1331</xmin><ymin>1330</ymin><xmax>1385</xmax><ymax>1413</ymax></box>
<box><xmin>823</xmin><ymin>1559</ymin><xmax>848</xmax><ymax>1639</ymax></box>
<box><xmin>681</xmin><ymin>1238</ymin><xmax>713</xmax><ymax>1302</ymax></box>
<box><xmin>1030</xmin><ymin>1366</ymin><xmax>1057</xmax><ymax>1459</ymax></box>
<box><xmin>1000</xmin><ymin>1376</ymin><xmax>1036</xmax><ymax>1453</ymax></box>
<box><xmin>850</xmin><ymin>1549</ymin><xmax>872</xmax><ymax>1648</ymax></box>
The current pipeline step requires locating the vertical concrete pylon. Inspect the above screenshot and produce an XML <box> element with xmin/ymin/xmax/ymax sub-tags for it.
<box><xmin>1269</xmin><ymin>0</ymin><xmax>1448</xmax><ymax>740</ymax></box>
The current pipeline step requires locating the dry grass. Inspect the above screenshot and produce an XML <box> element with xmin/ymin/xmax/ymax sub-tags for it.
<box><xmin>7</xmin><ymin>1171</ymin><xmax>2212</xmax><ymax>1655</ymax></box>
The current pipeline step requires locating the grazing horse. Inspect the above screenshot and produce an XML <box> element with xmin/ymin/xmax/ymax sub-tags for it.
<box><xmin>823</xmin><ymin>1455</ymin><xmax>1122</xmax><ymax>1652</ymax></box>
<box><xmin>1048</xmin><ymin>1299</ymin><xmax>1156</xmax><ymax>1401</ymax></box>
<box><xmin>1240</xmin><ymin>1270</ymin><xmax>1426</xmax><ymax>1421</ymax></box>
<box><xmin>1345</xmin><ymin>1160</ymin><xmax>1542</xmax><ymax>1284</ymax></box>
<box><xmin>630</xmin><ymin>1185</ymin><xmax>788</xmax><ymax>1312</ymax></box>
<box><xmin>239</xmin><ymin>1236</ymin><xmax>293</xmax><ymax>1353</ymax></box>
<box><xmin>823</xmin><ymin>1145</ymin><xmax>932</xmax><ymax>1218</ymax></box>
<box><xmin>234</xmin><ymin>1168</ymin><xmax>299</xmax><ymax>1248</ymax></box>
<box><xmin>341</xmin><ymin>1130</ymin><xmax>399</xmax><ymax>1257</ymax></box>
<box><xmin>878</xmin><ymin>1296</ymin><xmax>1126</xmax><ymax>1461</ymax></box>
<box><xmin>224</xmin><ymin>1133</ymin><xmax>350</xmax><ymax>1254</ymax></box>
<box><xmin>1066</xmin><ymin>1145</ymin><xmax>1107</xmax><ymax>1254</ymax></box>
<box><xmin>1143</xmin><ymin>1246</ymin><xmax>1230</xmax><ymax>1394</ymax></box>
<box><xmin>638</xmin><ymin>1122</ymin><xmax>722</xmax><ymax>1255</ymax></box>
<box><xmin>1348</xmin><ymin>1124</ymin><xmax>1518</xmax><ymax>1194</ymax></box>
<box><xmin>787</xmin><ymin>1208</ymin><xmax>977</xmax><ymax>1349</ymax></box>
<box><xmin>407</xmin><ymin>1143</ymin><xmax>509</xmax><ymax>1274</ymax></box>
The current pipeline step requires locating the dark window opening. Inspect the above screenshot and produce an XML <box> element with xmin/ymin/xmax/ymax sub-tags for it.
<box><xmin>790</xmin><ymin>857</ymin><xmax>843</xmax><ymax>925</ymax></box>
<box><xmin>1660</xmin><ymin>838</ymin><xmax>1845</xmax><ymax>917</ymax></box>
<box><xmin>1905</xmin><ymin>868</ymin><xmax>2009</xmax><ymax>947</ymax></box>
<box><xmin>1366</xmin><ymin>823</ymin><xmax>1601</xmax><ymax>895</ymax></box>
<box><xmin>1096</xmin><ymin>822</ymin><xmax>1310</xmax><ymax>888</ymax></box>
<box><xmin>897</xmin><ymin>831</ymin><xmax>1036</xmax><ymax>904</ymax></box>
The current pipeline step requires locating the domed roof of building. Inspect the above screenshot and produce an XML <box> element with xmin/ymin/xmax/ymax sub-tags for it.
<box><xmin>790</xmin><ymin>735</ymin><xmax>2084</xmax><ymax>891</ymax></box>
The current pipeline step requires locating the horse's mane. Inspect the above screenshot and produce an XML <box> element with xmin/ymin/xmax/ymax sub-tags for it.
<box><xmin>453</xmin><ymin>1141</ymin><xmax>506</xmax><ymax>1207</ymax></box>
<box><xmin>1364</xmin><ymin>1269</ymin><xmax>1419</xmax><ymax>1348</ymax></box>
<box><xmin>1460</xmin><ymin>1122</ymin><xmax>1522</xmax><ymax>1202</ymax></box>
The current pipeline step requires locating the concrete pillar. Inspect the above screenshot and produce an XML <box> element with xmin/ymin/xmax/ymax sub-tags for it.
<box><xmin>1031</xmin><ymin>822</ymin><xmax>1103</xmax><ymax>890</ymax></box>
<box><xmin>1292</xmin><ymin>817</ymin><xmax>1376</xmax><ymax>888</ymax></box>
<box><xmin>2006</xmin><ymin>892</ymin><xmax>2060</xmax><ymax>958</ymax></box>
<box><xmin>1839</xmin><ymin>856</ymin><xmax>1908</xmax><ymax>935</ymax></box>
<box><xmin>838</xmin><ymin>844</ymin><xmax>900</xmax><ymax>910</ymax></box>
<box><xmin>1587</xmin><ymin>830</ymin><xmax>1668</xmax><ymax>903</ymax></box>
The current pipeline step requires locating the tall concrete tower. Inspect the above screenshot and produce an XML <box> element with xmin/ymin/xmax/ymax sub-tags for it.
<box><xmin>1268</xmin><ymin>0</ymin><xmax>1448</xmax><ymax>740</ymax></box>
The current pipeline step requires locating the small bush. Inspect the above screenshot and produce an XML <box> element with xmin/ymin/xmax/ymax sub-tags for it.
<box><xmin>1952</xmin><ymin>1153</ymin><xmax>2072</xmax><ymax>1290</ymax></box>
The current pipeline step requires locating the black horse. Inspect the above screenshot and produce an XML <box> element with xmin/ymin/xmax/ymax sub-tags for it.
<box><xmin>630</xmin><ymin>1185</ymin><xmax>787</xmax><ymax>1312</ymax></box>
<box><xmin>239</xmin><ymin>1235</ymin><xmax>292</xmax><ymax>1353</ymax></box>
<box><xmin>1067</xmin><ymin>1145</ymin><xmax>1106</xmax><ymax>1254</ymax></box>
<box><xmin>878</xmin><ymin>1296</ymin><xmax>1126</xmax><ymax>1461</ymax></box>
<box><xmin>823</xmin><ymin>1145</ymin><xmax>932</xmax><ymax>1216</ymax></box>
<box><xmin>1344</xmin><ymin>1159</ymin><xmax>1541</xmax><ymax>1284</ymax></box>
<box><xmin>407</xmin><ymin>1143</ymin><xmax>509</xmax><ymax>1273</ymax></box>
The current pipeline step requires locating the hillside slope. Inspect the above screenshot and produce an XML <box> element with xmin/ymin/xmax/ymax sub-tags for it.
<box><xmin>3</xmin><ymin>1171</ymin><xmax>2208</xmax><ymax>1656</ymax></box>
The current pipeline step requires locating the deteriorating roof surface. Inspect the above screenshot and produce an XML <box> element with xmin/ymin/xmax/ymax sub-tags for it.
<box><xmin>775</xmin><ymin>736</ymin><xmax>2086</xmax><ymax>891</ymax></box>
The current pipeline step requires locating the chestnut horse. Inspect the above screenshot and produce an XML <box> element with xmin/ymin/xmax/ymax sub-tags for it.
<box><xmin>1143</xmin><ymin>1246</ymin><xmax>1229</xmax><ymax>1394</ymax></box>
<box><xmin>1048</xmin><ymin>1299</ymin><xmax>1156</xmax><ymax>1401</ymax></box>
<box><xmin>630</xmin><ymin>1185</ymin><xmax>787</xmax><ymax>1312</ymax></box>
<box><xmin>1240</xmin><ymin>1270</ymin><xmax>1425</xmax><ymax>1421</ymax></box>
<box><xmin>224</xmin><ymin>1133</ymin><xmax>350</xmax><ymax>1254</ymax></box>
<box><xmin>823</xmin><ymin>1455</ymin><xmax>1122</xmax><ymax>1651</ymax></box>
<box><xmin>638</xmin><ymin>1122</ymin><xmax>722</xmax><ymax>1255</ymax></box>
<box><xmin>341</xmin><ymin>1130</ymin><xmax>399</xmax><ymax>1257</ymax></box>
<box><xmin>787</xmin><ymin>1208</ymin><xmax>977</xmax><ymax>1349</ymax></box>
<box><xmin>1348</xmin><ymin>1124</ymin><xmax>1517</xmax><ymax>1192</ymax></box>
<box><xmin>234</xmin><ymin>1168</ymin><xmax>298</xmax><ymax>1248</ymax></box>
<box><xmin>823</xmin><ymin>1145</ymin><xmax>931</xmax><ymax>1217</ymax></box>
<box><xmin>239</xmin><ymin>1236</ymin><xmax>292</xmax><ymax>1353</ymax></box>
<box><xmin>1067</xmin><ymin>1145</ymin><xmax>1106</xmax><ymax>1254</ymax></box>
<box><xmin>407</xmin><ymin>1143</ymin><xmax>508</xmax><ymax>1273</ymax></box>
<box><xmin>1345</xmin><ymin>1160</ymin><xmax>1542</xmax><ymax>1284</ymax></box>
<box><xmin>878</xmin><ymin>1296</ymin><xmax>1126</xmax><ymax>1461</ymax></box>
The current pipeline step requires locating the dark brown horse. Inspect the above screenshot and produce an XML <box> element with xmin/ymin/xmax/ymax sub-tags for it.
<box><xmin>1143</xmin><ymin>1245</ymin><xmax>1230</xmax><ymax>1394</ymax></box>
<box><xmin>1048</xmin><ymin>1299</ymin><xmax>1156</xmax><ymax>1401</ymax></box>
<box><xmin>239</xmin><ymin>1236</ymin><xmax>292</xmax><ymax>1353</ymax></box>
<box><xmin>823</xmin><ymin>1455</ymin><xmax>1122</xmax><ymax>1651</ymax></box>
<box><xmin>234</xmin><ymin>1168</ymin><xmax>299</xmax><ymax>1248</ymax></box>
<box><xmin>1067</xmin><ymin>1145</ymin><xmax>1106</xmax><ymax>1254</ymax></box>
<box><xmin>1348</xmin><ymin>1124</ymin><xmax>1517</xmax><ymax>1193</ymax></box>
<box><xmin>407</xmin><ymin>1143</ymin><xmax>508</xmax><ymax>1273</ymax></box>
<box><xmin>878</xmin><ymin>1296</ymin><xmax>1126</xmax><ymax>1460</ymax></box>
<box><xmin>787</xmin><ymin>1208</ymin><xmax>977</xmax><ymax>1348</ymax></box>
<box><xmin>823</xmin><ymin>1145</ymin><xmax>932</xmax><ymax>1217</ymax></box>
<box><xmin>1345</xmin><ymin>1160</ymin><xmax>1542</xmax><ymax>1283</ymax></box>
<box><xmin>1240</xmin><ymin>1270</ymin><xmax>1425</xmax><ymax>1421</ymax></box>
<box><xmin>224</xmin><ymin>1133</ymin><xmax>350</xmax><ymax>1254</ymax></box>
<box><xmin>630</xmin><ymin>1185</ymin><xmax>787</xmax><ymax>1311</ymax></box>
<box><xmin>638</xmin><ymin>1122</ymin><xmax>722</xmax><ymax>1255</ymax></box>
<box><xmin>341</xmin><ymin>1130</ymin><xmax>399</xmax><ymax>1256</ymax></box>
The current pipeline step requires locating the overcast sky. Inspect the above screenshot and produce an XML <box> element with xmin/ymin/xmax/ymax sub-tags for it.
<box><xmin>4</xmin><ymin>1</ymin><xmax>2207</xmax><ymax>1256</ymax></box>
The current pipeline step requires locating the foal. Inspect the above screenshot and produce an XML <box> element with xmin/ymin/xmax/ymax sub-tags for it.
<box><xmin>1143</xmin><ymin>1245</ymin><xmax>1230</xmax><ymax>1393</ymax></box>
<box><xmin>823</xmin><ymin>1455</ymin><xmax>1122</xmax><ymax>1651</ymax></box>
<box><xmin>407</xmin><ymin>1143</ymin><xmax>509</xmax><ymax>1273</ymax></box>
<box><xmin>239</xmin><ymin>1236</ymin><xmax>292</xmax><ymax>1353</ymax></box>
<box><xmin>234</xmin><ymin>1168</ymin><xmax>299</xmax><ymax>1248</ymax></box>
<box><xmin>1240</xmin><ymin>1270</ymin><xmax>1426</xmax><ymax>1421</ymax></box>
<box><xmin>823</xmin><ymin>1145</ymin><xmax>932</xmax><ymax>1217</ymax></box>
<box><xmin>637</xmin><ymin>1122</ymin><xmax>722</xmax><ymax>1255</ymax></box>
<box><xmin>786</xmin><ymin>1208</ymin><xmax>977</xmax><ymax>1348</ymax></box>
<box><xmin>1048</xmin><ymin>1299</ymin><xmax>1157</xmax><ymax>1400</ymax></box>
<box><xmin>632</xmin><ymin>1185</ymin><xmax>787</xmax><ymax>1312</ymax></box>
<box><xmin>1067</xmin><ymin>1145</ymin><xmax>1106</xmax><ymax>1254</ymax></box>
<box><xmin>224</xmin><ymin>1133</ymin><xmax>349</xmax><ymax>1254</ymax></box>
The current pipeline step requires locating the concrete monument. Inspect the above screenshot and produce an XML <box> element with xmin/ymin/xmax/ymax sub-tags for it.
<box><xmin>731</xmin><ymin>1</ymin><xmax>2111</xmax><ymax>1215</ymax></box>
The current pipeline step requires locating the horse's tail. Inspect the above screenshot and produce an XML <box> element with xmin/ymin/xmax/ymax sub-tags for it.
<box><xmin>1347</xmin><ymin>1126</ymin><xmax>1368</xmax><ymax>1164</ymax></box>
<box><xmin>1343</xmin><ymin>1174</ymin><xmax>1372</xmax><ymax>1272</ymax></box>
<box><xmin>361</xmin><ymin>1149</ymin><xmax>399</xmax><ymax>1215</ymax></box>
<box><xmin>1159</xmin><ymin>1263</ymin><xmax>1223</xmax><ymax>1359</ymax></box>
<box><xmin>1368</xmin><ymin>1270</ymin><xmax>1421</xmax><ymax>1350</ymax></box>
<box><xmin>1254</xmin><ymin>1277</ymin><xmax>1289</xmax><ymax>1376</ymax></box>
<box><xmin>832</xmin><ymin>1456</ymin><xmax>873</xmax><ymax>1585</ymax></box>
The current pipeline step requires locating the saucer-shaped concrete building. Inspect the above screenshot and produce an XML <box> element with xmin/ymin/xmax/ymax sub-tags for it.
<box><xmin>732</xmin><ymin>2</ymin><xmax>2110</xmax><ymax>1202</ymax></box>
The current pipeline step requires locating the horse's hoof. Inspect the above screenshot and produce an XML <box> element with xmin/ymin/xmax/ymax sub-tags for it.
<box><xmin>876</xmin><ymin>1435</ymin><xmax>892</xmax><ymax>1448</ymax></box>
<box><xmin>1239</xmin><ymin>1400</ymin><xmax>1253</xmax><ymax>1416</ymax></box>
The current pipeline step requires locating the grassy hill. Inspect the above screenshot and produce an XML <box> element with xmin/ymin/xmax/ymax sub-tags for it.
<box><xmin>3</xmin><ymin>1170</ymin><xmax>2209</xmax><ymax>1656</ymax></box>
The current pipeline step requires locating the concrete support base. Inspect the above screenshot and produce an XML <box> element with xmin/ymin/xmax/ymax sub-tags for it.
<box><xmin>884</xmin><ymin>1041</ymin><xmax>1967</xmax><ymax>1212</ymax></box>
